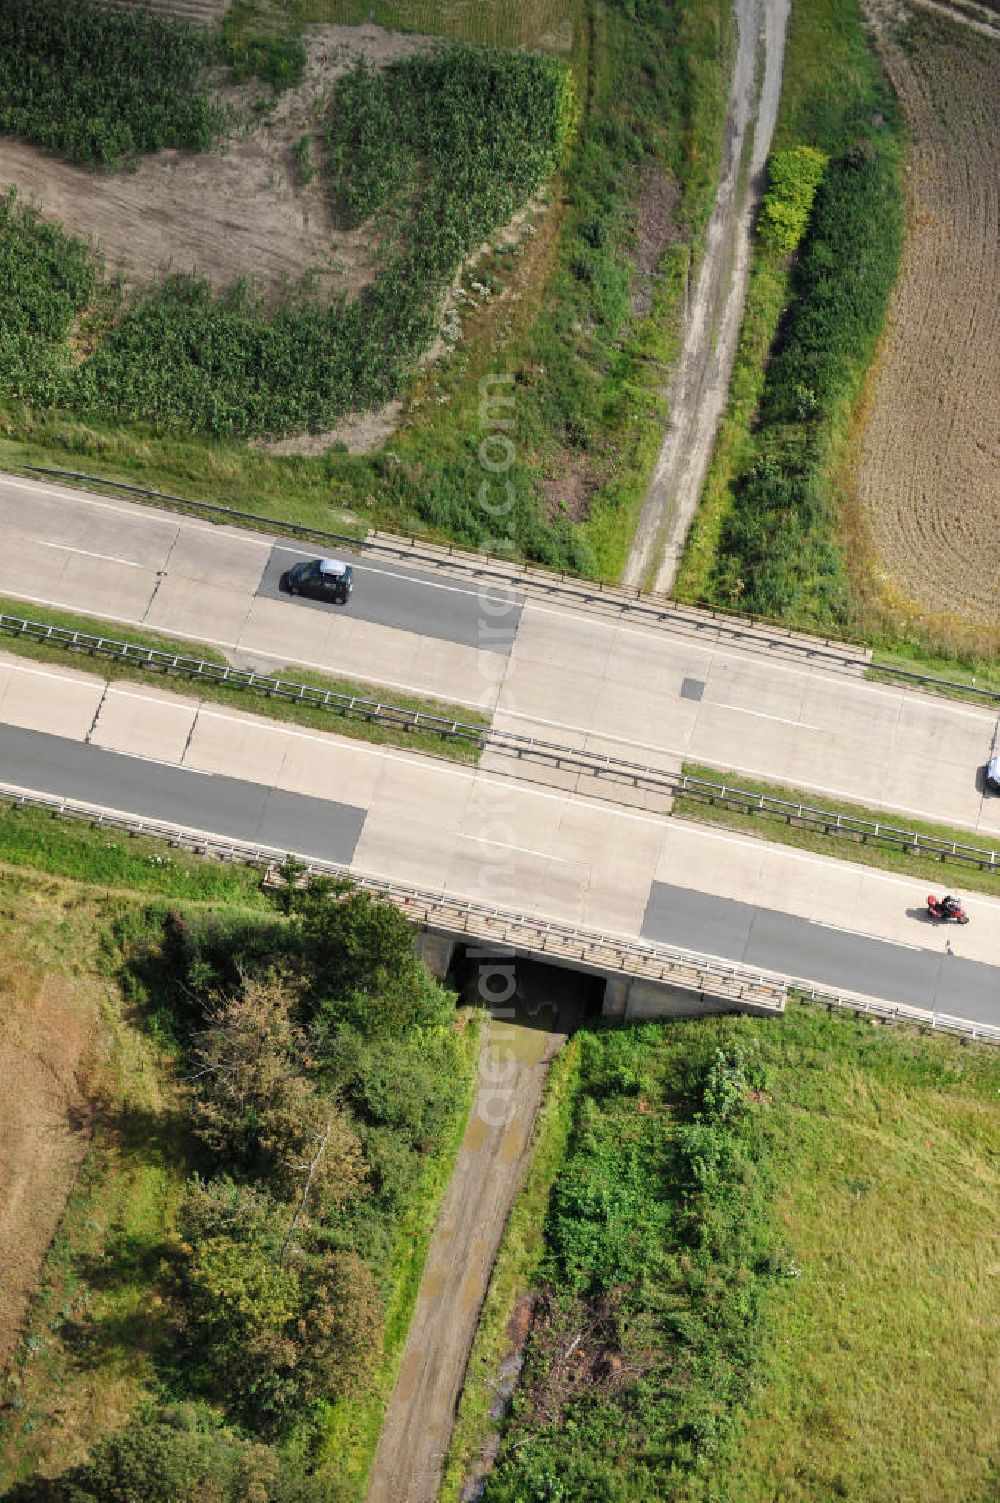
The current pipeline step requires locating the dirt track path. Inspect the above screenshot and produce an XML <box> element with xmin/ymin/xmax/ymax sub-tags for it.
<box><xmin>622</xmin><ymin>0</ymin><xmax>790</xmax><ymax>594</ymax></box>
<box><xmin>365</xmin><ymin>996</ymin><xmax>578</xmax><ymax>1503</ymax></box>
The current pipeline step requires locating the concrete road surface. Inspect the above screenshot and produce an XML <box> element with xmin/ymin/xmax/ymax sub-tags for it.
<box><xmin>0</xmin><ymin>654</ymin><xmax>998</xmax><ymax>1029</ymax></box>
<box><xmin>0</xmin><ymin>473</ymin><xmax>998</xmax><ymax>840</ymax></box>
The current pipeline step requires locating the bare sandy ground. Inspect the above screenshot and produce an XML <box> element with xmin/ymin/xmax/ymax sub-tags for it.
<box><xmin>0</xmin><ymin>950</ymin><xmax>96</xmax><ymax>1370</ymax></box>
<box><xmin>99</xmin><ymin>0</ymin><xmax>229</xmax><ymax>22</ymax></box>
<box><xmin>0</xmin><ymin>25</ymin><xmax>427</xmax><ymax>300</ymax></box>
<box><xmin>622</xmin><ymin>0</ymin><xmax>791</xmax><ymax>594</ymax></box>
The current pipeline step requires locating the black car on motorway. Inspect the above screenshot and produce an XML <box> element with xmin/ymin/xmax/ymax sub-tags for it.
<box><xmin>280</xmin><ymin>557</ymin><xmax>354</xmax><ymax>605</ymax></box>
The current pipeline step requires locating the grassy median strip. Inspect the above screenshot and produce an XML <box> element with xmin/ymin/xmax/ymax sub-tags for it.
<box><xmin>678</xmin><ymin>761</ymin><xmax>1000</xmax><ymax>897</ymax></box>
<box><xmin>0</xmin><ymin>595</ymin><xmax>489</xmax><ymax>763</ymax></box>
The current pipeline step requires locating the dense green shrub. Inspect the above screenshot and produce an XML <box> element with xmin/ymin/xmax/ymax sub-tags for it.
<box><xmin>0</xmin><ymin>0</ymin><xmax>223</xmax><ymax>167</ymax></box>
<box><xmin>758</xmin><ymin>145</ymin><xmax>828</xmax><ymax>254</ymax></box>
<box><xmin>101</xmin><ymin>880</ymin><xmax>473</xmax><ymax>1443</ymax></box>
<box><xmin>710</xmin><ymin>144</ymin><xmax>902</xmax><ymax>621</ymax></box>
<box><xmin>174</xmin><ymin>1179</ymin><xmax>382</xmax><ymax>1437</ymax></box>
<box><xmin>221</xmin><ymin>3</ymin><xmax>306</xmax><ymax>91</ymax></box>
<box><xmin>483</xmin><ymin>1026</ymin><xmax>778</xmax><ymax>1502</ymax></box>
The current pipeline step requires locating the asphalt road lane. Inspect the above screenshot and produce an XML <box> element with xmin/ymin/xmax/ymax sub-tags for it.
<box><xmin>258</xmin><ymin>544</ymin><xmax>523</xmax><ymax>653</ymax></box>
<box><xmin>642</xmin><ymin>881</ymin><xmax>1000</xmax><ymax>1027</ymax></box>
<box><xmin>0</xmin><ymin>724</ymin><xmax>367</xmax><ymax>865</ymax></box>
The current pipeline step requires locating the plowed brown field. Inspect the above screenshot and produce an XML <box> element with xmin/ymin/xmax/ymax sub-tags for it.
<box><xmin>854</xmin><ymin>14</ymin><xmax>1000</xmax><ymax>628</ymax></box>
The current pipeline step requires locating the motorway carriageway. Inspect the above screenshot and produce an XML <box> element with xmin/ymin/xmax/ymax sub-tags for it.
<box><xmin>0</xmin><ymin>474</ymin><xmax>998</xmax><ymax>840</ymax></box>
<box><xmin>0</xmin><ymin>654</ymin><xmax>998</xmax><ymax>1030</ymax></box>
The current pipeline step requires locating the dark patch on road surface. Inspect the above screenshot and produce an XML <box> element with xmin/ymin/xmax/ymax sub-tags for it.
<box><xmin>257</xmin><ymin>545</ymin><xmax>523</xmax><ymax>653</ymax></box>
<box><xmin>0</xmin><ymin>724</ymin><xmax>367</xmax><ymax>865</ymax></box>
<box><xmin>680</xmin><ymin>676</ymin><xmax>706</xmax><ymax>701</ymax></box>
<box><xmin>641</xmin><ymin>881</ymin><xmax>1000</xmax><ymax>1028</ymax></box>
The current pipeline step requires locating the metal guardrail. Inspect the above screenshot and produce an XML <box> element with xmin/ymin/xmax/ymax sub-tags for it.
<box><xmin>23</xmin><ymin>465</ymin><xmax>1000</xmax><ymax>703</ymax></box>
<box><xmin>19</xmin><ymin>465</ymin><xmax>872</xmax><ymax>669</ymax></box>
<box><xmin>0</xmin><ymin>781</ymin><xmax>781</xmax><ymax>1005</ymax></box>
<box><xmin>2</xmin><ymin>781</ymin><xmax>997</xmax><ymax>1043</ymax></box>
<box><xmin>3</xmin><ymin>607</ymin><xmax>999</xmax><ymax>873</ymax></box>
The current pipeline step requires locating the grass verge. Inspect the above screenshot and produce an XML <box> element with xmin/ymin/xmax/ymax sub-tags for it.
<box><xmin>868</xmin><ymin>649</ymin><xmax>1000</xmax><ymax>706</ymax></box>
<box><xmin>316</xmin><ymin>1013</ymin><xmax>482</xmax><ymax>1499</ymax></box>
<box><xmin>0</xmin><ymin>595</ymin><xmax>489</xmax><ymax>763</ymax></box>
<box><xmin>0</xmin><ymin>800</ymin><xmax>269</xmax><ymax>902</ymax></box>
<box><xmin>677</xmin><ymin>761</ymin><xmax>1000</xmax><ymax>897</ymax></box>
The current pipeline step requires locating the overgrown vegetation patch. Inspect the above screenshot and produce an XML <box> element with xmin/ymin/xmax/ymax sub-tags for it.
<box><xmin>676</xmin><ymin>0</ymin><xmax>905</xmax><ymax>632</ymax></box>
<box><xmin>0</xmin><ymin>872</ymin><xmax>477</xmax><ymax>1500</ymax></box>
<box><xmin>0</xmin><ymin>0</ymin><xmax>727</xmax><ymax>573</ymax></box>
<box><xmin>711</xmin><ymin>144</ymin><xmax>902</xmax><ymax>621</ymax></box>
<box><xmin>481</xmin><ymin>1026</ymin><xmax>778</xmax><ymax>1501</ymax></box>
<box><xmin>462</xmin><ymin>1007</ymin><xmax>1000</xmax><ymax>1503</ymax></box>
<box><xmin>0</xmin><ymin>44</ymin><xmax>571</xmax><ymax>448</ymax></box>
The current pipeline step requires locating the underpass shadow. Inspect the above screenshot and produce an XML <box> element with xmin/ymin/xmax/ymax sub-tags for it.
<box><xmin>449</xmin><ymin>949</ymin><xmax>593</xmax><ymax>1036</ymax></box>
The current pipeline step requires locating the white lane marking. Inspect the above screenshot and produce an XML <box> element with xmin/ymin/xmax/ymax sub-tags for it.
<box><xmin>0</xmin><ymin>616</ymin><xmax>992</xmax><ymax>839</ymax></box>
<box><xmin>457</xmin><ymin>833</ymin><xmax>568</xmax><ymax>862</ymax></box>
<box><xmin>23</xmin><ymin>537</ymin><xmax>151</xmax><ymax>570</ymax></box>
<box><xmin>272</xmin><ymin>543</ymin><xmax>522</xmax><ymax>606</ymax></box>
<box><xmin>517</xmin><ymin>601</ymin><xmax>996</xmax><ymax>721</ymax></box>
<box><xmin>806</xmin><ymin>919</ymin><xmax>919</xmax><ymax>950</ymax></box>
<box><xmin>0</xmin><ymin>656</ymin><xmax>109</xmax><ymax>690</ymax></box>
<box><xmin>2</xmin><ymin>478</ymin><xmax>994</xmax><ymax>728</ymax></box>
<box><xmin>0</xmin><ymin>589</ymin><xmax>497</xmax><ymax>708</ymax></box>
<box><xmin>0</xmin><ymin>665</ymin><xmax>669</xmax><ymax>829</ymax></box>
<box><xmin>91</xmin><ymin>748</ymin><xmax>212</xmax><ymax>774</ymax></box>
<box><xmin>0</xmin><ymin>591</ymin><xmax>207</xmax><ymax>640</ymax></box>
<box><xmin>664</xmin><ymin>817</ymin><xmax>1000</xmax><ymax>910</ymax></box>
<box><xmin>0</xmin><ymin>476</ymin><xmax>266</xmax><ymax>548</ymax></box>
<box><xmin>711</xmin><ymin>702</ymin><xmax>819</xmax><ymax>728</ymax></box>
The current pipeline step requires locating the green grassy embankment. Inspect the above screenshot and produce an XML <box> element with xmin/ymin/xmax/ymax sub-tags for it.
<box><xmin>446</xmin><ymin>1007</ymin><xmax>1000</xmax><ymax>1503</ymax></box>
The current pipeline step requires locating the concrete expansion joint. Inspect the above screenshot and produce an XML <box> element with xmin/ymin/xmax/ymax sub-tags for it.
<box><xmin>83</xmin><ymin>682</ymin><xmax>111</xmax><ymax>745</ymax></box>
<box><xmin>141</xmin><ymin>567</ymin><xmax>167</xmax><ymax>623</ymax></box>
<box><xmin>179</xmin><ymin>704</ymin><xmax>203</xmax><ymax>765</ymax></box>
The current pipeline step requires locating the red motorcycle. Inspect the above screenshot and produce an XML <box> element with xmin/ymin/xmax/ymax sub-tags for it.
<box><xmin>927</xmin><ymin>894</ymin><xmax>969</xmax><ymax>925</ymax></box>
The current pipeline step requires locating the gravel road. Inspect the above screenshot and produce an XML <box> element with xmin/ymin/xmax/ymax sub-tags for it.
<box><xmin>622</xmin><ymin>0</ymin><xmax>790</xmax><ymax>594</ymax></box>
<box><xmin>365</xmin><ymin>986</ymin><xmax>581</xmax><ymax>1503</ymax></box>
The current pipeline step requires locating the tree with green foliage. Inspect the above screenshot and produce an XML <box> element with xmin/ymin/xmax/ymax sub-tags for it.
<box><xmin>285</xmin><ymin>880</ymin><xmax>454</xmax><ymax>1037</ymax></box>
<box><xmin>174</xmin><ymin>1178</ymin><xmax>382</xmax><ymax>1436</ymax></box>
<box><xmin>758</xmin><ymin>145</ymin><xmax>829</xmax><ymax>255</ymax></box>
<box><xmin>189</xmin><ymin>975</ymin><xmax>366</xmax><ymax>1212</ymax></box>
<box><xmin>712</xmin><ymin>142</ymin><xmax>902</xmax><ymax>621</ymax></box>
<box><xmin>1</xmin><ymin>1402</ymin><xmax>350</xmax><ymax>1503</ymax></box>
